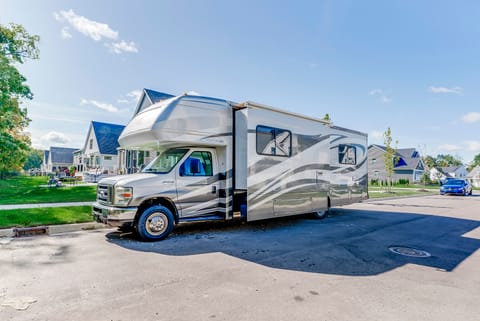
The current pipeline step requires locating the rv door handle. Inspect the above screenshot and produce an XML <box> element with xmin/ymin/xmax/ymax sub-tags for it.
<box><xmin>212</xmin><ymin>186</ymin><xmax>217</xmax><ymax>194</ymax></box>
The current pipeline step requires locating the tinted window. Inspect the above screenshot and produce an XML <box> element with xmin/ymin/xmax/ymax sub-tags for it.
<box><xmin>179</xmin><ymin>151</ymin><xmax>213</xmax><ymax>176</ymax></box>
<box><xmin>256</xmin><ymin>125</ymin><xmax>291</xmax><ymax>157</ymax></box>
<box><xmin>339</xmin><ymin>144</ymin><xmax>356</xmax><ymax>165</ymax></box>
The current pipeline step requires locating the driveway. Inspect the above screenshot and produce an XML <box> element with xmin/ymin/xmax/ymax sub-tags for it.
<box><xmin>1</xmin><ymin>194</ymin><xmax>479</xmax><ymax>321</ymax></box>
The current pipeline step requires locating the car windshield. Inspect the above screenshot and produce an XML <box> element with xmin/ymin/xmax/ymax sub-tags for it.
<box><xmin>142</xmin><ymin>148</ymin><xmax>188</xmax><ymax>174</ymax></box>
<box><xmin>449</xmin><ymin>180</ymin><xmax>465</xmax><ymax>185</ymax></box>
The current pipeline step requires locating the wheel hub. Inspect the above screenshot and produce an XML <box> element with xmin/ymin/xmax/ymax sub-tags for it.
<box><xmin>146</xmin><ymin>213</ymin><xmax>167</xmax><ymax>235</ymax></box>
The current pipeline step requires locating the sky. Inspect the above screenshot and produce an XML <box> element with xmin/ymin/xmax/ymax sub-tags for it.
<box><xmin>1</xmin><ymin>0</ymin><xmax>479</xmax><ymax>164</ymax></box>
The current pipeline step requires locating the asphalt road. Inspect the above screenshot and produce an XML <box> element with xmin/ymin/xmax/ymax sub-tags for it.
<box><xmin>1</xmin><ymin>194</ymin><xmax>479</xmax><ymax>321</ymax></box>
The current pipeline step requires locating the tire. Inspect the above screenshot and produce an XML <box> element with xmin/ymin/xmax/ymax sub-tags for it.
<box><xmin>312</xmin><ymin>209</ymin><xmax>329</xmax><ymax>219</ymax></box>
<box><xmin>136</xmin><ymin>205</ymin><xmax>174</xmax><ymax>241</ymax></box>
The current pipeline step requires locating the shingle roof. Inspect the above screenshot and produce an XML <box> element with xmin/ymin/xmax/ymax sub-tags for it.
<box><xmin>144</xmin><ymin>88</ymin><xmax>174</xmax><ymax>104</ymax></box>
<box><xmin>92</xmin><ymin>121</ymin><xmax>125</xmax><ymax>155</ymax></box>
<box><xmin>50</xmin><ymin>147</ymin><xmax>76</xmax><ymax>164</ymax></box>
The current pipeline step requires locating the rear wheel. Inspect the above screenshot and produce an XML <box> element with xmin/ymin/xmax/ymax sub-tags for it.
<box><xmin>136</xmin><ymin>205</ymin><xmax>174</xmax><ymax>241</ymax></box>
<box><xmin>312</xmin><ymin>209</ymin><xmax>329</xmax><ymax>219</ymax></box>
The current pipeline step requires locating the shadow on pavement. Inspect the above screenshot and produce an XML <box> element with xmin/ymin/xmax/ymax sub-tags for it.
<box><xmin>106</xmin><ymin>208</ymin><xmax>480</xmax><ymax>276</ymax></box>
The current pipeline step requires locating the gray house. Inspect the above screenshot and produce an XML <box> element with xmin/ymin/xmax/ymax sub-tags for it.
<box><xmin>368</xmin><ymin>145</ymin><xmax>425</xmax><ymax>183</ymax></box>
<box><xmin>46</xmin><ymin>146</ymin><xmax>78</xmax><ymax>174</ymax></box>
<box><xmin>466</xmin><ymin>165</ymin><xmax>480</xmax><ymax>188</ymax></box>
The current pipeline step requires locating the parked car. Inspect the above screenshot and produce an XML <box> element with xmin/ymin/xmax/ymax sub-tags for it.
<box><xmin>440</xmin><ymin>179</ymin><xmax>473</xmax><ymax>196</ymax></box>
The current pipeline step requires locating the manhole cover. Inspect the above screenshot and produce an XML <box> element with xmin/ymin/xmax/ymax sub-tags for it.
<box><xmin>388</xmin><ymin>246</ymin><xmax>431</xmax><ymax>258</ymax></box>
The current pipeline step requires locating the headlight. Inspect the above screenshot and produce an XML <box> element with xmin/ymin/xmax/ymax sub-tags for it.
<box><xmin>113</xmin><ymin>186</ymin><xmax>133</xmax><ymax>205</ymax></box>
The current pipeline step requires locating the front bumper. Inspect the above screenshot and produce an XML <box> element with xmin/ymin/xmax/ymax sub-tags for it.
<box><xmin>92</xmin><ymin>202</ymin><xmax>138</xmax><ymax>228</ymax></box>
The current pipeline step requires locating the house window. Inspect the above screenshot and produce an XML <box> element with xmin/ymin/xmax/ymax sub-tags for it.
<box><xmin>372</xmin><ymin>158</ymin><xmax>376</xmax><ymax>164</ymax></box>
<box><xmin>256</xmin><ymin>125</ymin><xmax>292</xmax><ymax>157</ymax></box>
<box><xmin>145</xmin><ymin>151</ymin><xmax>150</xmax><ymax>158</ymax></box>
<box><xmin>89</xmin><ymin>139</ymin><xmax>93</xmax><ymax>149</ymax></box>
<box><xmin>104</xmin><ymin>156</ymin><xmax>112</xmax><ymax>161</ymax></box>
<box><xmin>339</xmin><ymin>144</ymin><xmax>357</xmax><ymax>165</ymax></box>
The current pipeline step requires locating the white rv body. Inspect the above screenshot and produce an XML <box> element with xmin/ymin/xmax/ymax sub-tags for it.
<box><xmin>93</xmin><ymin>94</ymin><xmax>368</xmax><ymax>240</ymax></box>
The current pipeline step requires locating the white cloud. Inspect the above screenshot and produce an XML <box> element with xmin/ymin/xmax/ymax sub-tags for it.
<box><xmin>438</xmin><ymin>144</ymin><xmax>462</xmax><ymax>152</ymax></box>
<box><xmin>465</xmin><ymin>141</ymin><xmax>480</xmax><ymax>152</ymax></box>
<box><xmin>54</xmin><ymin>9</ymin><xmax>118</xmax><ymax>41</ymax></box>
<box><xmin>369</xmin><ymin>130</ymin><xmax>384</xmax><ymax>140</ymax></box>
<box><xmin>41</xmin><ymin>131</ymin><xmax>71</xmax><ymax>144</ymax></box>
<box><xmin>54</xmin><ymin>9</ymin><xmax>138</xmax><ymax>54</ymax></box>
<box><xmin>61</xmin><ymin>27</ymin><xmax>72</xmax><ymax>39</ymax></box>
<box><xmin>127</xmin><ymin>90</ymin><xmax>142</xmax><ymax>101</ymax></box>
<box><xmin>368</xmin><ymin>89</ymin><xmax>392</xmax><ymax>103</ymax></box>
<box><xmin>81</xmin><ymin>99</ymin><xmax>119</xmax><ymax>112</ymax></box>
<box><xmin>428</xmin><ymin>86</ymin><xmax>463</xmax><ymax>94</ymax></box>
<box><xmin>186</xmin><ymin>90</ymin><xmax>201</xmax><ymax>96</ymax></box>
<box><xmin>461</xmin><ymin>112</ymin><xmax>480</xmax><ymax>123</ymax></box>
<box><xmin>117</xmin><ymin>99</ymin><xmax>129</xmax><ymax>104</ymax></box>
<box><xmin>107</xmin><ymin>41</ymin><xmax>138</xmax><ymax>54</ymax></box>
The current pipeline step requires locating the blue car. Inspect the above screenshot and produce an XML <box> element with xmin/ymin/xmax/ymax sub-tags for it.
<box><xmin>440</xmin><ymin>179</ymin><xmax>473</xmax><ymax>196</ymax></box>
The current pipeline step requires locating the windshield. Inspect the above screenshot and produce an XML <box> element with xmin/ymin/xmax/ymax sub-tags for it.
<box><xmin>142</xmin><ymin>148</ymin><xmax>188</xmax><ymax>174</ymax></box>
<box><xmin>449</xmin><ymin>180</ymin><xmax>466</xmax><ymax>185</ymax></box>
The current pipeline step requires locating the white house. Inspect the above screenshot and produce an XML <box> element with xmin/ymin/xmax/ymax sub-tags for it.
<box><xmin>466</xmin><ymin>166</ymin><xmax>480</xmax><ymax>188</ymax></box>
<box><xmin>440</xmin><ymin>165</ymin><xmax>468</xmax><ymax>179</ymax></box>
<box><xmin>75</xmin><ymin>121</ymin><xmax>125</xmax><ymax>175</ymax></box>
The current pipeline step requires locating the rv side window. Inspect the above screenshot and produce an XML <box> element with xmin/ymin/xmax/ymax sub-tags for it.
<box><xmin>179</xmin><ymin>151</ymin><xmax>213</xmax><ymax>176</ymax></box>
<box><xmin>256</xmin><ymin>125</ymin><xmax>291</xmax><ymax>157</ymax></box>
<box><xmin>338</xmin><ymin>144</ymin><xmax>356</xmax><ymax>165</ymax></box>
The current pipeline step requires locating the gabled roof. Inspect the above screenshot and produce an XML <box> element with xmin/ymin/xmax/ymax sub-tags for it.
<box><xmin>91</xmin><ymin>121</ymin><xmax>125</xmax><ymax>155</ymax></box>
<box><xmin>144</xmin><ymin>88</ymin><xmax>174</xmax><ymax>104</ymax></box>
<box><xmin>441</xmin><ymin>166</ymin><xmax>462</xmax><ymax>174</ymax></box>
<box><xmin>50</xmin><ymin>147</ymin><xmax>77</xmax><ymax>164</ymax></box>
<box><xmin>369</xmin><ymin>144</ymin><xmax>424</xmax><ymax>171</ymax></box>
<box><xmin>133</xmin><ymin>88</ymin><xmax>175</xmax><ymax>116</ymax></box>
<box><xmin>397</xmin><ymin>148</ymin><xmax>419</xmax><ymax>158</ymax></box>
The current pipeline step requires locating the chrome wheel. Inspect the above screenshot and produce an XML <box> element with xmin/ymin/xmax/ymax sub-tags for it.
<box><xmin>146</xmin><ymin>212</ymin><xmax>168</xmax><ymax>236</ymax></box>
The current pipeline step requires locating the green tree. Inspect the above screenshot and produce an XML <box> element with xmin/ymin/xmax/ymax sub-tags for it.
<box><xmin>23</xmin><ymin>148</ymin><xmax>43</xmax><ymax>171</ymax></box>
<box><xmin>323</xmin><ymin>113</ymin><xmax>331</xmax><ymax>122</ymax></box>
<box><xmin>468</xmin><ymin>153</ymin><xmax>480</xmax><ymax>172</ymax></box>
<box><xmin>383</xmin><ymin>127</ymin><xmax>398</xmax><ymax>192</ymax></box>
<box><xmin>0</xmin><ymin>23</ymin><xmax>40</xmax><ymax>178</ymax></box>
<box><xmin>435</xmin><ymin>154</ymin><xmax>462</xmax><ymax>167</ymax></box>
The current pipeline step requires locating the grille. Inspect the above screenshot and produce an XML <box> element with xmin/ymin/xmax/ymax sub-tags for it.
<box><xmin>97</xmin><ymin>184</ymin><xmax>113</xmax><ymax>204</ymax></box>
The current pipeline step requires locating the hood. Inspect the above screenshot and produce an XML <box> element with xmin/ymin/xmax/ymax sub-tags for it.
<box><xmin>98</xmin><ymin>173</ymin><xmax>163</xmax><ymax>187</ymax></box>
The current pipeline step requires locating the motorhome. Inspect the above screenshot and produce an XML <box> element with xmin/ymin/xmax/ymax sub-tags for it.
<box><xmin>93</xmin><ymin>94</ymin><xmax>368</xmax><ymax>241</ymax></box>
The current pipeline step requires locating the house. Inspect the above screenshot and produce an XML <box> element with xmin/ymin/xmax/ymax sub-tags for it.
<box><xmin>117</xmin><ymin>88</ymin><xmax>173</xmax><ymax>174</ymax></box>
<box><xmin>368</xmin><ymin>144</ymin><xmax>425</xmax><ymax>183</ymax></box>
<box><xmin>46</xmin><ymin>146</ymin><xmax>78</xmax><ymax>174</ymax></box>
<box><xmin>429</xmin><ymin>167</ymin><xmax>446</xmax><ymax>182</ymax></box>
<box><xmin>466</xmin><ymin>165</ymin><xmax>480</xmax><ymax>188</ymax></box>
<box><xmin>75</xmin><ymin>121</ymin><xmax>125</xmax><ymax>175</ymax></box>
<box><xmin>439</xmin><ymin>165</ymin><xmax>468</xmax><ymax>179</ymax></box>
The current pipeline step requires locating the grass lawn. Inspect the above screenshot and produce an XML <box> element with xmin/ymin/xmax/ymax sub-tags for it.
<box><xmin>0</xmin><ymin>206</ymin><xmax>93</xmax><ymax>228</ymax></box>
<box><xmin>368</xmin><ymin>187</ymin><xmax>437</xmax><ymax>199</ymax></box>
<box><xmin>0</xmin><ymin>176</ymin><xmax>96</xmax><ymax>205</ymax></box>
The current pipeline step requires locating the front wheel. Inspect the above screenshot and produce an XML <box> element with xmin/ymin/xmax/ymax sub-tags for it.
<box><xmin>136</xmin><ymin>205</ymin><xmax>174</xmax><ymax>241</ymax></box>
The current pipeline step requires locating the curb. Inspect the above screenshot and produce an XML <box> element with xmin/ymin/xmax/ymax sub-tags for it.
<box><xmin>0</xmin><ymin>222</ymin><xmax>108</xmax><ymax>238</ymax></box>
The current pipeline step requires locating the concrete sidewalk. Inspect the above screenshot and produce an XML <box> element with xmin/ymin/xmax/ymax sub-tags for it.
<box><xmin>0</xmin><ymin>201</ymin><xmax>93</xmax><ymax>210</ymax></box>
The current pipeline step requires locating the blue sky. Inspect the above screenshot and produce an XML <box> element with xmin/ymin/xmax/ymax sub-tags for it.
<box><xmin>2</xmin><ymin>0</ymin><xmax>480</xmax><ymax>163</ymax></box>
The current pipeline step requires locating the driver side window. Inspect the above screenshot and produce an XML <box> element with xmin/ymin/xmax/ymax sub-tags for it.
<box><xmin>179</xmin><ymin>151</ymin><xmax>213</xmax><ymax>176</ymax></box>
